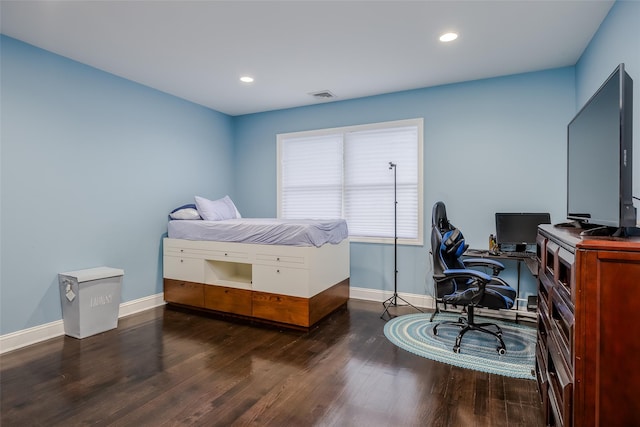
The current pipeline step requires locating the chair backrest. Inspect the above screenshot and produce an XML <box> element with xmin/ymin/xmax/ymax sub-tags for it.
<box><xmin>431</xmin><ymin>202</ymin><xmax>468</xmax><ymax>297</ymax></box>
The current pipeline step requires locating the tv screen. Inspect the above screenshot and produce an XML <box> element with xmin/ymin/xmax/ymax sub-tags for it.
<box><xmin>567</xmin><ymin>63</ymin><xmax>635</xmax><ymax>230</ymax></box>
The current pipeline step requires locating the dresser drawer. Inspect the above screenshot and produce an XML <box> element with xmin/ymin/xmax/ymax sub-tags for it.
<box><xmin>252</xmin><ymin>265</ymin><xmax>309</xmax><ymax>297</ymax></box>
<box><xmin>545</xmin><ymin>241</ymin><xmax>559</xmax><ymax>279</ymax></box>
<box><xmin>538</xmin><ymin>272</ymin><xmax>554</xmax><ymax>313</ymax></box>
<box><xmin>163</xmin><ymin>256</ymin><xmax>204</xmax><ymax>283</ymax></box>
<box><xmin>537</xmin><ymin>310</ymin><xmax>550</xmax><ymax>367</ymax></box>
<box><xmin>556</xmin><ymin>247</ymin><xmax>575</xmax><ymax>306</ymax></box>
<box><xmin>547</xmin><ymin>334</ymin><xmax>573</xmax><ymax>427</ymax></box>
<box><xmin>550</xmin><ymin>290</ymin><xmax>574</xmax><ymax>365</ymax></box>
<box><xmin>535</xmin><ymin>347</ymin><xmax>550</xmax><ymax>424</ymax></box>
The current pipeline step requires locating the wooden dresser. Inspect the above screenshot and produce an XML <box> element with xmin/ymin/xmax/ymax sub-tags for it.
<box><xmin>535</xmin><ymin>224</ymin><xmax>640</xmax><ymax>427</ymax></box>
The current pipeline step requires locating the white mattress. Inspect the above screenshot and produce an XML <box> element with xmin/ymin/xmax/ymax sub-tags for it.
<box><xmin>167</xmin><ymin>218</ymin><xmax>348</xmax><ymax>247</ymax></box>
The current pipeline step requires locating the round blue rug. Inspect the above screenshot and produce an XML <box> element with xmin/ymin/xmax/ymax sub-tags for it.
<box><xmin>384</xmin><ymin>312</ymin><xmax>536</xmax><ymax>379</ymax></box>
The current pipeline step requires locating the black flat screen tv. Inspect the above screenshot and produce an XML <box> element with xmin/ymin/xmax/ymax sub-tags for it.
<box><xmin>567</xmin><ymin>63</ymin><xmax>635</xmax><ymax>234</ymax></box>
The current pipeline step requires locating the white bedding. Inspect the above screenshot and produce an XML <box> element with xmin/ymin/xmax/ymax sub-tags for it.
<box><xmin>167</xmin><ymin>218</ymin><xmax>348</xmax><ymax>247</ymax></box>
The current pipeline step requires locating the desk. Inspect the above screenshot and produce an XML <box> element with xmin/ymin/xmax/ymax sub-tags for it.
<box><xmin>464</xmin><ymin>249</ymin><xmax>539</xmax><ymax>319</ymax></box>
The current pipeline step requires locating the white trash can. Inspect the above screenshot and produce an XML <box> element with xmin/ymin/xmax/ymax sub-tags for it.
<box><xmin>58</xmin><ymin>267</ymin><xmax>124</xmax><ymax>339</ymax></box>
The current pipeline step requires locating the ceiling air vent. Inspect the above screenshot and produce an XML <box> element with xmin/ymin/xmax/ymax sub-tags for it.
<box><xmin>309</xmin><ymin>90</ymin><xmax>336</xmax><ymax>100</ymax></box>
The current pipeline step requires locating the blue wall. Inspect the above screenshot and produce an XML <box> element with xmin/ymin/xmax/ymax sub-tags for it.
<box><xmin>1</xmin><ymin>0</ymin><xmax>638</xmax><ymax>336</ymax></box>
<box><xmin>0</xmin><ymin>36</ymin><xmax>235</xmax><ymax>335</ymax></box>
<box><xmin>233</xmin><ymin>69</ymin><xmax>575</xmax><ymax>299</ymax></box>
<box><xmin>575</xmin><ymin>0</ymin><xmax>640</xmax><ymax>220</ymax></box>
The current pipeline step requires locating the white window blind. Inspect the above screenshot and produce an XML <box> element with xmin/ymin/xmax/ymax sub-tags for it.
<box><xmin>278</xmin><ymin>119</ymin><xmax>423</xmax><ymax>244</ymax></box>
<box><xmin>344</xmin><ymin>126</ymin><xmax>418</xmax><ymax>239</ymax></box>
<box><xmin>279</xmin><ymin>133</ymin><xmax>343</xmax><ymax>219</ymax></box>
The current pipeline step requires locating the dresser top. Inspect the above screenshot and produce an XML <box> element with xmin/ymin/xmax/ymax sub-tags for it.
<box><xmin>539</xmin><ymin>224</ymin><xmax>640</xmax><ymax>253</ymax></box>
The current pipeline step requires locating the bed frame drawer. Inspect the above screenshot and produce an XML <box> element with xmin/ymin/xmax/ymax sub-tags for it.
<box><xmin>164</xmin><ymin>279</ymin><xmax>205</xmax><ymax>308</ymax></box>
<box><xmin>255</xmin><ymin>253</ymin><xmax>305</xmax><ymax>265</ymax></box>
<box><xmin>204</xmin><ymin>285</ymin><xmax>252</xmax><ymax>316</ymax></box>
<box><xmin>252</xmin><ymin>265</ymin><xmax>310</xmax><ymax>297</ymax></box>
<box><xmin>163</xmin><ymin>256</ymin><xmax>204</xmax><ymax>283</ymax></box>
<box><xmin>251</xmin><ymin>291</ymin><xmax>310</xmax><ymax>326</ymax></box>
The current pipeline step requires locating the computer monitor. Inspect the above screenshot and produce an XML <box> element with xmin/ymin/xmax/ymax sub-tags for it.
<box><xmin>495</xmin><ymin>212</ymin><xmax>551</xmax><ymax>252</ymax></box>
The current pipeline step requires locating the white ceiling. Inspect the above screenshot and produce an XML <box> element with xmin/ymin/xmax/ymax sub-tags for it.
<box><xmin>1</xmin><ymin>1</ymin><xmax>615</xmax><ymax>116</ymax></box>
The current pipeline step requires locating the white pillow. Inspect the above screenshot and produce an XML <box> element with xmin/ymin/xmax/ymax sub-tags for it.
<box><xmin>169</xmin><ymin>207</ymin><xmax>201</xmax><ymax>220</ymax></box>
<box><xmin>195</xmin><ymin>195</ymin><xmax>241</xmax><ymax>221</ymax></box>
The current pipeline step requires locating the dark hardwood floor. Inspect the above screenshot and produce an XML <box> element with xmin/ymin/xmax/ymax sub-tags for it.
<box><xmin>0</xmin><ymin>299</ymin><xmax>544</xmax><ymax>426</ymax></box>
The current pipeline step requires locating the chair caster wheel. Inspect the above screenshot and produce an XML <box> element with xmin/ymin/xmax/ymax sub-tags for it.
<box><xmin>433</xmin><ymin>328</ymin><xmax>438</xmax><ymax>336</ymax></box>
<box><xmin>453</xmin><ymin>346</ymin><xmax>460</xmax><ymax>354</ymax></box>
<box><xmin>497</xmin><ymin>347</ymin><xmax>506</xmax><ymax>355</ymax></box>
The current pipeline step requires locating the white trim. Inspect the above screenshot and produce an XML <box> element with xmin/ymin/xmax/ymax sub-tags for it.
<box><xmin>0</xmin><ymin>293</ymin><xmax>166</xmax><ymax>355</ymax></box>
<box><xmin>0</xmin><ymin>319</ymin><xmax>65</xmax><ymax>355</ymax></box>
<box><xmin>118</xmin><ymin>293</ymin><xmax>166</xmax><ymax>318</ymax></box>
<box><xmin>0</xmin><ymin>289</ymin><xmax>533</xmax><ymax>354</ymax></box>
<box><xmin>349</xmin><ymin>286</ymin><xmax>435</xmax><ymax>309</ymax></box>
<box><xmin>349</xmin><ymin>287</ymin><xmax>536</xmax><ymax>322</ymax></box>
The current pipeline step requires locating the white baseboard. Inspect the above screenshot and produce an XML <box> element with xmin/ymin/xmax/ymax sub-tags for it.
<box><xmin>0</xmin><ymin>293</ymin><xmax>166</xmax><ymax>355</ymax></box>
<box><xmin>350</xmin><ymin>286</ymin><xmax>435</xmax><ymax>310</ymax></box>
<box><xmin>0</xmin><ymin>288</ymin><xmax>431</xmax><ymax>354</ymax></box>
<box><xmin>0</xmin><ymin>320</ymin><xmax>66</xmax><ymax>356</ymax></box>
<box><xmin>0</xmin><ymin>288</ymin><xmax>530</xmax><ymax>355</ymax></box>
<box><xmin>349</xmin><ymin>287</ymin><xmax>535</xmax><ymax>322</ymax></box>
<box><xmin>118</xmin><ymin>293</ymin><xmax>166</xmax><ymax>318</ymax></box>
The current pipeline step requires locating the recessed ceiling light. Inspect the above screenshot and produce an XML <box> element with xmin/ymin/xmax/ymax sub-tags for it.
<box><xmin>439</xmin><ymin>32</ymin><xmax>458</xmax><ymax>42</ymax></box>
<box><xmin>240</xmin><ymin>76</ymin><xmax>254</xmax><ymax>83</ymax></box>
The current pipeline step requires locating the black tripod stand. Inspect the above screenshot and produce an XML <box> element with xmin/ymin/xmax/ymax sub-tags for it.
<box><xmin>381</xmin><ymin>162</ymin><xmax>423</xmax><ymax>319</ymax></box>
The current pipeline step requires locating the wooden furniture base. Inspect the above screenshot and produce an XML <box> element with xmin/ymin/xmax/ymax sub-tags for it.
<box><xmin>164</xmin><ymin>278</ymin><xmax>349</xmax><ymax>329</ymax></box>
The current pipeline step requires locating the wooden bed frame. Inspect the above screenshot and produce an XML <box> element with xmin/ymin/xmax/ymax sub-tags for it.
<box><xmin>162</xmin><ymin>237</ymin><xmax>350</xmax><ymax>328</ymax></box>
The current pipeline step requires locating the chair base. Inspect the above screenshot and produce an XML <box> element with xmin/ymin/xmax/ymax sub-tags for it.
<box><xmin>432</xmin><ymin>306</ymin><xmax>507</xmax><ymax>354</ymax></box>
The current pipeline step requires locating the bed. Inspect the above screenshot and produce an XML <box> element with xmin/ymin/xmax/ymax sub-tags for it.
<box><xmin>163</xmin><ymin>216</ymin><xmax>350</xmax><ymax>329</ymax></box>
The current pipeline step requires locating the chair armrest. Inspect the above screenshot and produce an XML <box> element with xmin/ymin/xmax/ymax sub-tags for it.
<box><xmin>463</xmin><ymin>258</ymin><xmax>505</xmax><ymax>275</ymax></box>
<box><xmin>442</xmin><ymin>268</ymin><xmax>491</xmax><ymax>283</ymax></box>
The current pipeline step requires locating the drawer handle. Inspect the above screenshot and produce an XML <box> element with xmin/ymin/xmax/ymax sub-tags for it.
<box><xmin>180</xmin><ymin>249</ymin><xmax>184</xmax><ymax>252</ymax></box>
<box><xmin>180</xmin><ymin>259</ymin><xmax>184</xmax><ymax>263</ymax></box>
<box><xmin>277</xmin><ymin>269</ymin><xmax>280</xmax><ymax>273</ymax></box>
<box><xmin>277</xmin><ymin>257</ymin><xmax>280</xmax><ymax>261</ymax></box>
<box><xmin>225</xmin><ymin>253</ymin><xmax>228</xmax><ymax>256</ymax></box>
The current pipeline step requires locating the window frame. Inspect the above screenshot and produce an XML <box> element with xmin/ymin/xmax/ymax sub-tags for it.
<box><xmin>277</xmin><ymin>118</ymin><xmax>424</xmax><ymax>246</ymax></box>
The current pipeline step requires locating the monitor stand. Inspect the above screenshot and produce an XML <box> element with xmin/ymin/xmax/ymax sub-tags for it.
<box><xmin>514</xmin><ymin>244</ymin><xmax>527</xmax><ymax>253</ymax></box>
<box><xmin>580</xmin><ymin>225</ymin><xmax>617</xmax><ymax>237</ymax></box>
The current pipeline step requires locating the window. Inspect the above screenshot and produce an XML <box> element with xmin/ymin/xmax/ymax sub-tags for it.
<box><xmin>277</xmin><ymin>119</ymin><xmax>423</xmax><ymax>245</ymax></box>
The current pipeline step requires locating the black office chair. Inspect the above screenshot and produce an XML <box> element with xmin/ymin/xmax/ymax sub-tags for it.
<box><xmin>430</xmin><ymin>202</ymin><xmax>505</xmax><ymax>320</ymax></box>
<box><xmin>429</xmin><ymin>201</ymin><xmax>517</xmax><ymax>354</ymax></box>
